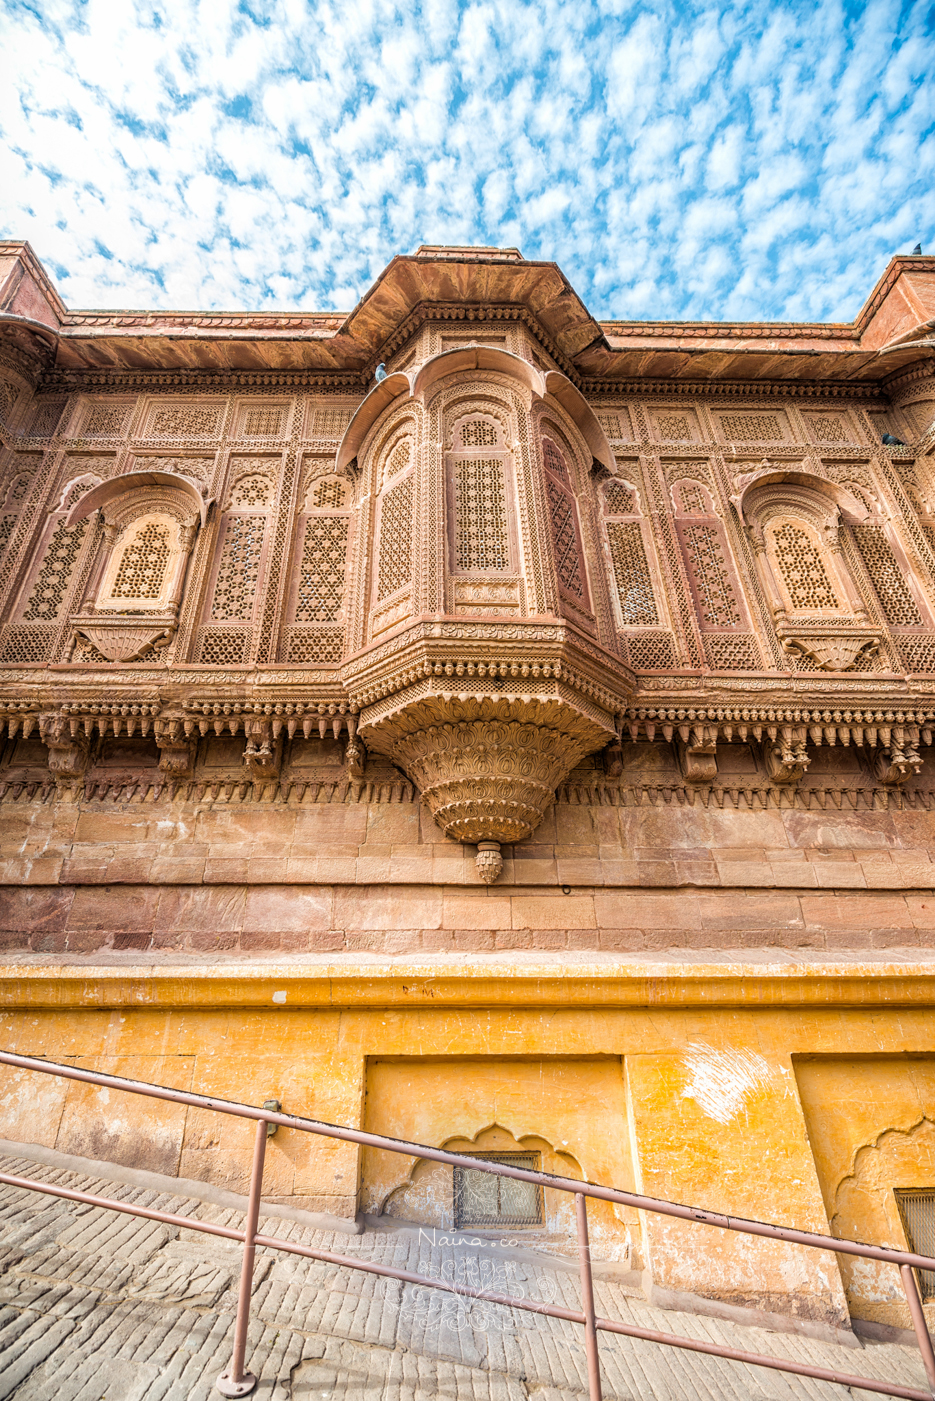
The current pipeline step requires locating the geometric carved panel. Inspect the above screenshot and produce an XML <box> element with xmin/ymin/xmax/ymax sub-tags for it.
<box><xmin>295</xmin><ymin>516</ymin><xmax>349</xmax><ymax>623</ymax></box>
<box><xmin>606</xmin><ymin>521</ymin><xmax>659</xmax><ymax>627</ymax></box>
<box><xmin>852</xmin><ymin>525</ymin><xmax>923</xmax><ymax>628</ymax></box>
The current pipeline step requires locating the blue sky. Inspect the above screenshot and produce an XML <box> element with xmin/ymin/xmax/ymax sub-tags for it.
<box><xmin>1</xmin><ymin>0</ymin><xmax>933</xmax><ymax>321</ymax></box>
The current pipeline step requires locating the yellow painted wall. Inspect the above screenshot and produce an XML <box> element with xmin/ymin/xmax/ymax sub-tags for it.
<box><xmin>0</xmin><ymin>972</ymin><xmax>933</xmax><ymax>1331</ymax></box>
<box><xmin>796</xmin><ymin>1055</ymin><xmax>935</xmax><ymax>1328</ymax></box>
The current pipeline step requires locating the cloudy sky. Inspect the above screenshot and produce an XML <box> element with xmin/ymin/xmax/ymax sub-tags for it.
<box><xmin>1</xmin><ymin>0</ymin><xmax>933</xmax><ymax>322</ymax></box>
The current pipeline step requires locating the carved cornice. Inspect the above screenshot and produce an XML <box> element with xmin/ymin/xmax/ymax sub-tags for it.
<box><xmin>583</xmin><ymin>379</ymin><xmax>886</xmax><ymax>400</ymax></box>
<box><xmin>39</xmin><ymin>369</ymin><xmax>365</xmax><ymax>393</ymax></box>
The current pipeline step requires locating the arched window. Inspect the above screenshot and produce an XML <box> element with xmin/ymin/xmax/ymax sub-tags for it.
<box><xmin>282</xmin><ymin>473</ymin><xmax>352</xmax><ymax>663</ymax></box>
<box><xmin>741</xmin><ymin>480</ymin><xmax>882</xmax><ymax>672</ymax></box>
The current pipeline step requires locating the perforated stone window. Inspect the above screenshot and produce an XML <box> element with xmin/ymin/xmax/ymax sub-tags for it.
<box><xmin>112</xmin><ymin>520</ymin><xmax>172</xmax><ymax>601</ymax></box>
<box><xmin>680</xmin><ymin>523</ymin><xmax>742</xmax><ymax>628</ymax></box>
<box><xmin>607</xmin><ymin>521</ymin><xmax>659</xmax><ymax>627</ymax></box>
<box><xmin>460</xmin><ymin>418</ymin><xmax>499</xmax><ymax>449</ymax></box>
<box><xmin>771</xmin><ymin>522</ymin><xmax>838</xmax><ymax>610</ymax></box>
<box><xmin>675</xmin><ymin>481</ymin><xmax>710</xmax><ymax>516</ymax></box>
<box><xmin>311</xmin><ymin>406</ymin><xmax>353</xmax><ymax>438</ymax></box>
<box><xmin>547</xmin><ymin>478</ymin><xmax>585</xmax><ymax>599</ymax></box>
<box><xmin>720</xmin><ymin>413</ymin><xmax>783</xmax><ymax>441</ymax></box>
<box><xmin>454</xmin><ymin>459</ymin><xmax>509</xmax><ymax>573</ymax></box>
<box><xmin>377</xmin><ymin>475</ymin><xmax>414</xmax><ymax>599</ymax></box>
<box><xmin>453</xmin><ymin>1153</ymin><xmax>543</xmax><ymax>1229</ymax></box>
<box><xmin>542</xmin><ymin>438</ymin><xmax>569</xmax><ymax>481</ymax></box>
<box><xmin>806</xmin><ymin>414</ymin><xmax>852</xmax><ymax>444</ymax></box>
<box><xmin>21</xmin><ymin>518</ymin><xmax>89</xmax><ymax>622</ymax></box>
<box><xmin>230</xmin><ymin>474</ymin><xmax>274</xmax><ymax>508</ymax></box>
<box><xmin>28</xmin><ymin>399</ymin><xmax>66</xmax><ymax>438</ymax></box>
<box><xmin>295</xmin><ymin>516</ymin><xmax>349</xmax><ymax>622</ymax></box>
<box><xmin>149</xmin><ymin>404</ymin><xmax>223</xmax><ymax>438</ymax></box>
<box><xmin>655</xmin><ymin>414</ymin><xmax>693</xmax><ymax>441</ymax></box>
<box><xmin>82</xmin><ymin>401</ymin><xmax>133</xmax><ymax>438</ymax></box>
<box><xmin>242</xmin><ymin>406</ymin><xmax>284</xmax><ymax>437</ymax></box>
<box><xmin>384</xmin><ymin>439</ymin><xmax>412</xmax><ymax>483</ymax></box>
<box><xmin>852</xmin><ymin>525</ymin><xmax>924</xmax><ymax>627</ymax></box>
<box><xmin>311</xmin><ymin>478</ymin><xmax>348</xmax><ymax>510</ymax></box>
<box><xmin>895</xmin><ymin>1191</ymin><xmax>935</xmax><ymax>1301</ymax></box>
<box><xmin>210</xmin><ymin>515</ymin><xmax>267</xmax><ymax>622</ymax></box>
<box><xmin>604</xmin><ymin>481</ymin><xmax>636</xmax><ymax>516</ymax></box>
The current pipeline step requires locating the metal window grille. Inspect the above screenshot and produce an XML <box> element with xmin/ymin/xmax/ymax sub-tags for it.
<box><xmin>896</xmin><ymin>1190</ymin><xmax>935</xmax><ymax>1301</ymax></box>
<box><xmin>454</xmin><ymin>1152</ymin><xmax>543</xmax><ymax>1228</ymax></box>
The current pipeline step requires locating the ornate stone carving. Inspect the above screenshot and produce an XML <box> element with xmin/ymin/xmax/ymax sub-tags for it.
<box><xmin>39</xmin><ymin>712</ymin><xmax>89</xmax><ymax>778</ymax></box>
<box><xmin>154</xmin><ymin>718</ymin><xmax>195</xmax><ymax>778</ymax></box>
<box><xmin>71</xmin><ymin>618</ymin><xmax>174</xmax><ymax>663</ymax></box>
<box><xmin>242</xmin><ymin>717</ymin><xmax>282</xmax><ymax>780</ymax></box>
<box><xmin>873</xmin><ymin>736</ymin><xmax>923</xmax><ymax>786</ymax></box>
<box><xmin>763</xmin><ymin>732</ymin><xmax>810</xmax><ymax>785</ymax></box>
<box><xmin>675</xmin><ymin>730</ymin><xmax>718</xmax><ymax>783</ymax></box>
<box><xmin>475</xmin><ymin>841</ymin><xmax>503</xmax><ymax>884</ymax></box>
<box><xmin>779</xmin><ymin>629</ymin><xmax>880</xmax><ymax>671</ymax></box>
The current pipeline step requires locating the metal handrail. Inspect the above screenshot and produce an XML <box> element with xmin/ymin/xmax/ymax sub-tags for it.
<box><xmin>0</xmin><ymin>1049</ymin><xmax>933</xmax><ymax>1400</ymax></box>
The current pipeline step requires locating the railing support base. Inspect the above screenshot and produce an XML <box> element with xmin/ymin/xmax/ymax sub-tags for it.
<box><xmin>216</xmin><ymin>1370</ymin><xmax>257</xmax><ymax>1397</ymax></box>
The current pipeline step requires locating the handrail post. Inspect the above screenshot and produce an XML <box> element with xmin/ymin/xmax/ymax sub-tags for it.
<box><xmin>216</xmin><ymin>1118</ymin><xmax>267</xmax><ymax>1397</ymax></box>
<box><xmin>575</xmin><ymin>1190</ymin><xmax>603</xmax><ymax>1401</ymax></box>
<box><xmin>900</xmin><ymin>1263</ymin><xmax>935</xmax><ymax>1398</ymax></box>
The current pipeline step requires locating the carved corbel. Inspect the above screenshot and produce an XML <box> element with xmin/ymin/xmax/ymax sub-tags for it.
<box><xmin>763</xmin><ymin>730</ymin><xmax>810</xmax><ymax>786</ymax></box>
<box><xmin>39</xmin><ymin>712</ymin><xmax>89</xmax><ymax>778</ymax></box>
<box><xmin>345</xmin><ymin>734</ymin><xmax>367</xmax><ymax>778</ymax></box>
<box><xmin>873</xmin><ymin>731</ymin><xmax>923</xmax><ymax>786</ymax></box>
<box><xmin>242</xmin><ymin>717</ymin><xmax>282</xmax><ymax>781</ymax></box>
<box><xmin>154</xmin><ymin>718</ymin><xmax>195</xmax><ymax>779</ymax></box>
<box><xmin>603</xmin><ymin>739</ymin><xmax>624</xmax><ymax>777</ymax></box>
<box><xmin>675</xmin><ymin>725</ymin><xmax>717</xmax><ymax>783</ymax></box>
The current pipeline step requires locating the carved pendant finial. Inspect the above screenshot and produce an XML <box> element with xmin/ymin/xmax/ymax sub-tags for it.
<box><xmin>475</xmin><ymin>841</ymin><xmax>503</xmax><ymax>885</ymax></box>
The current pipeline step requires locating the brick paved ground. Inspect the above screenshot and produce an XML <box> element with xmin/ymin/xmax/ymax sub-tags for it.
<box><xmin>0</xmin><ymin>1150</ymin><xmax>929</xmax><ymax>1400</ymax></box>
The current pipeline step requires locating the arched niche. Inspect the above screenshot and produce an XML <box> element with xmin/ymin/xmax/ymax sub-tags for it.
<box><xmin>741</xmin><ymin>477</ymin><xmax>882</xmax><ymax>671</ymax></box>
<box><xmin>69</xmin><ymin>475</ymin><xmax>204</xmax><ymax>663</ymax></box>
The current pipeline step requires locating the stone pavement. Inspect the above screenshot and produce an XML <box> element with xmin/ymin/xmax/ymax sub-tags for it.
<box><xmin>0</xmin><ymin>1150</ymin><xmax>930</xmax><ymax>1400</ymax></box>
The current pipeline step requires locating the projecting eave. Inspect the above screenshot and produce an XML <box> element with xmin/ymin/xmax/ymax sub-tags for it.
<box><xmin>2</xmin><ymin>242</ymin><xmax>934</xmax><ymax>390</ymax></box>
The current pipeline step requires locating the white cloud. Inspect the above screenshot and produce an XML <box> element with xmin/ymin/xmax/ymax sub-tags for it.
<box><xmin>0</xmin><ymin>0</ymin><xmax>932</xmax><ymax>321</ymax></box>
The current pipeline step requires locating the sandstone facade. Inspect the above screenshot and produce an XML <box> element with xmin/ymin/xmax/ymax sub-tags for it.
<box><xmin>0</xmin><ymin>240</ymin><xmax>934</xmax><ymax>1337</ymax></box>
